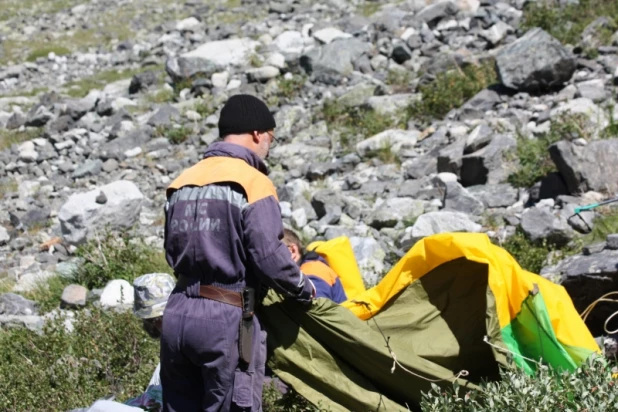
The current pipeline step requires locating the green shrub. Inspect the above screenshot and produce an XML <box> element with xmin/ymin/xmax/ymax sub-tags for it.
<box><xmin>73</xmin><ymin>231</ymin><xmax>171</xmax><ymax>290</ymax></box>
<box><xmin>278</xmin><ymin>75</ymin><xmax>307</xmax><ymax>100</ymax></box>
<box><xmin>420</xmin><ymin>355</ymin><xmax>618</xmax><ymax>411</ymax></box>
<box><xmin>507</xmin><ymin>113</ymin><xmax>589</xmax><ymax>188</ymax></box>
<box><xmin>0</xmin><ymin>128</ymin><xmax>43</xmax><ymax>151</ymax></box>
<box><xmin>407</xmin><ymin>62</ymin><xmax>497</xmax><ymax>124</ymax></box>
<box><xmin>322</xmin><ymin>101</ymin><xmax>405</xmax><ymax>152</ymax></box>
<box><xmin>26</xmin><ymin>45</ymin><xmax>71</xmax><ymax>62</ymax></box>
<box><xmin>0</xmin><ymin>307</ymin><xmax>160</xmax><ymax>412</ymax></box>
<box><xmin>521</xmin><ymin>0</ymin><xmax>618</xmax><ymax>47</ymax></box>
<box><xmin>494</xmin><ymin>228</ymin><xmax>555</xmax><ymax>274</ymax></box>
<box><xmin>262</xmin><ymin>382</ymin><xmax>329</xmax><ymax>411</ymax></box>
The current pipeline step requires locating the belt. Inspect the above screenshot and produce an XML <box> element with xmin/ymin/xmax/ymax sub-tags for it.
<box><xmin>199</xmin><ymin>284</ymin><xmax>242</xmax><ymax>308</ymax></box>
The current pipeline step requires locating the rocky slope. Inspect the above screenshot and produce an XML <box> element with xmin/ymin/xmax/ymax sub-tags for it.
<box><xmin>1</xmin><ymin>0</ymin><xmax>618</xmax><ymax>339</ymax></box>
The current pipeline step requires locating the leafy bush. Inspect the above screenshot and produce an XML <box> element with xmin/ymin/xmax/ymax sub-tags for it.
<box><xmin>322</xmin><ymin>101</ymin><xmax>405</xmax><ymax>152</ymax></box>
<box><xmin>494</xmin><ymin>228</ymin><xmax>555</xmax><ymax>274</ymax></box>
<box><xmin>420</xmin><ymin>356</ymin><xmax>618</xmax><ymax>411</ymax></box>
<box><xmin>262</xmin><ymin>382</ymin><xmax>330</xmax><ymax>411</ymax></box>
<box><xmin>0</xmin><ymin>307</ymin><xmax>160</xmax><ymax>412</ymax></box>
<box><xmin>407</xmin><ymin>62</ymin><xmax>497</xmax><ymax>124</ymax></box>
<box><xmin>507</xmin><ymin>113</ymin><xmax>589</xmax><ymax>188</ymax></box>
<box><xmin>73</xmin><ymin>231</ymin><xmax>171</xmax><ymax>290</ymax></box>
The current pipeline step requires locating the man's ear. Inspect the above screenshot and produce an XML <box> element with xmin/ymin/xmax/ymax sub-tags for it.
<box><xmin>251</xmin><ymin>131</ymin><xmax>261</xmax><ymax>144</ymax></box>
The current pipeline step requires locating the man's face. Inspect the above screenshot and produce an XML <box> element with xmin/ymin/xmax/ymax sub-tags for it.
<box><xmin>142</xmin><ymin>316</ymin><xmax>163</xmax><ymax>339</ymax></box>
<box><xmin>286</xmin><ymin>242</ymin><xmax>301</xmax><ymax>263</ymax></box>
<box><xmin>255</xmin><ymin>130</ymin><xmax>276</xmax><ymax>160</ymax></box>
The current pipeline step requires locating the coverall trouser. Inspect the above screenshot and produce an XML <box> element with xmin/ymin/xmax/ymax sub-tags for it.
<box><xmin>160</xmin><ymin>287</ymin><xmax>267</xmax><ymax>412</ymax></box>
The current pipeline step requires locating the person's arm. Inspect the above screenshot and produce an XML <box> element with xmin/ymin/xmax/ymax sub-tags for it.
<box><xmin>330</xmin><ymin>278</ymin><xmax>348</xmax><ymax>304</ymax></box>
<box><xmin>243</xmin><ymin>196</ymin><xmax>314</xmax><ymax>303</ymax></box>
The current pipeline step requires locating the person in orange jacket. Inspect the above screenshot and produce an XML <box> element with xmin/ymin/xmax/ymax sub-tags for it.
<box><xmin>282</xmin><ymin>229</ymin><xmax>347</xmax><ymax>304</ymax></box>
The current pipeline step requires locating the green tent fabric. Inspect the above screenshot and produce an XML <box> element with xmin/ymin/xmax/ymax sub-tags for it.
<box><xmin>260</xmin><ymin>258</ymin><xmax>508</xmax><ymax>411</ymax></box>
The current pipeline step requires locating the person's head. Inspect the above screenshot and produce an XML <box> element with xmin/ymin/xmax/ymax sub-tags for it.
<box><xmin>133</xmin><ymin>272</ymin><xmax>176</xmax><ymax>339</ymax></box>
<box><xmin>282</xmin><ymin>228</ymin><xmax>303</xmax><ymax>263</ymax></box>
<box><xmin>218</xmin><ymin>94</ymin><xmax>278</xmax><ymax>161</ymax></box>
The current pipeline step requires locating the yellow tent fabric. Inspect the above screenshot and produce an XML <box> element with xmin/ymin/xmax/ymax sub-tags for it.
<box><xmin>311</xmin><ymin>232</ymin><xmax>599</xmax><ymax>359</ymax></box>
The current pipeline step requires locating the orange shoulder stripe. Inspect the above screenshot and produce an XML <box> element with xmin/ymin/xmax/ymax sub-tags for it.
<box><xmin>166</xmin><ymin>157</ymin><xmax>278</xmax><ymax>204</ymax></box>
<box><xmin>300</xmin><ymin>261</ymin><xmax>338</xmax><ymax>286</ymax></box>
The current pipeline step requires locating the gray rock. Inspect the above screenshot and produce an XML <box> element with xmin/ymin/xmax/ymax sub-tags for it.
<box><xmin>541</xmin><ymin>249</ymin><xmax>618</xmax><ymax>336</ymax></box>
<box><xmin>464</xmin><ymin>124</ymin><xmax>493</xmax><ymax>154</ymax></box>
<box><xmin>61</xmin><ymin>284</ymin><xmax>88</xmax><ymax>308</ymax></box>
<box><xmin>549</xmin><ymin>139</ymin><xmax>618</xmax><ymax>195</ymax></box>
<box><xmin>300</xmin><ymin>38</ymin><xmax>373</xmax><ymax>85</ymax></box>
<box><xmin>401</xmin><ymin>211</ymin><xmax>482</xmax><ymax>248</ymax></box>
<box><xmin>147</xmin><ymin>104</ymin><xmax>180</xmax><ymax>127</ymax></box>
<box><xmin>6</xmin><ymin>111</ymin><xmax>26</xmax><ymax>129</ymax></box>
<box><xmin>0</xmin><ymin>314</ymin><xmax>44</xmax><ymax>334</ymax></box>
<box><xmin>349</xmin><ymin>236</ymin><xmax>386</xmax><ymax>287</ymax></box>
<box><xmin>364</xmin><ymin>94</ymin><xmax>420</xmax><ymax>117</ymax></box>
<box><xmin>459</xmin><ymin>89</ymin><xmax>501</xmax><ymax>119</ymax></box>
<box><xmin>0</xmin><ymin>293</ymin><xmax>38</xmax><ymax>316</ymax></box>
<box><xmin>576</xmin><ymin>79</ymin><xmax>606</xmax><ymax>102</ymax></box>
<box><xmin>167</xmin><ymin>38</ymin><xmax>259</xmax><ymax>82</ymax></box>
<box><xmin>0</xmin><ymin>226</ymin><xmax>9</xmax><ymax>245</ymax></box>
<box><xmin>311</xmin><ymin>189</ymin><xmax>344</xmax><ymax>224</ymax></box>
<box><xmin>607</xmin><ymin>234</ymin><xmax>618</xmax><ymax>250</ymax></box>
<box><xmin>467</xmin><ymin>184</ymin><xmax>519</xmax><ymax>208</ymax></box>
<box><xmin>367</xmin><ymin>197</ymin><xmax>426</xmax><ymax>229</ymax></box>
<box><xmin>460</xmin><ymin>134</ymin><xmax>517</xmax><ymax>186</ymax></box>
<box><xmin>356</xmin><ymin>129</ymin><xmax>418</xmax><ymax>159</ymax></box>
<box><xmin>496</xmin><ymin>28</ymin><xmax>576</xmax><ymax>93</ymax></box>
<box><xmin>72</xmin><ymin>160</ymin><xmax>103</xmax><ymax>179</ymax></box>
<box><xmin>520</xmin><ymin>207</ymin><xmax>574</xmax><ymax>247</ymax></box>
<box><xmin>437</xmin><ymin>139</ymin><xmax>466</xmax><ymax>177</ymax></box>
<box><xmin>97</xmin><ymin>129</ymin><xmax>151</xmax><ymax>161</ymax></box>
<box><xmin>274</xmin><ymin>105</ymin><xmax>310</xmax><ymax>141</ymax></box>
<box><xmin>129</xmin><ymin>71</ymin><xmax>158</xmax><ymax>94</ymax></box>
<box><xmin>405</xmin><ymin>155</ymin><xmax>438</xmax><ymax>179</ymax></box>
<box><xmin>246</xmin><ymin>66</ymin><xmax>280</xmax><ymax>83</ymax></box>
<box><xmin>414</xmin><ymin>0</ymin><xmax>459</xmax><ymax>27</ymax></box>
<box><xmin>25</xmin><ymin>105</ymin><xmax>54</xmax><ymax>127</ymax></box>
<box><xmin>336</xmin><ymin>83</ymin><xmax>379</xmax><ymax>108</ymax></box>
<box><xmin>57</xmin><ymin>180</ymin><xmax>145</xmax><ymax>245</ymax></box>
<box><xmin>443</xmin><ymin>181</ymin><xmax>485</xmax><ymax>215</ymax></box>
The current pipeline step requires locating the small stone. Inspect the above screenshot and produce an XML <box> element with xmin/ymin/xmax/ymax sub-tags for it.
<box><xmin>95</xmin><ymin>191</ymin><xmax>107</xmax><ymax>204</ymax></box>
<box><xmin>607</xmin><ymin>234</ymin><xmax>618</xmax><ymax>250</ymax></box>
<box><xmin>61</xmin><ymin>284</ymin><xmax>88</xmax><ymax>308</ymax></box>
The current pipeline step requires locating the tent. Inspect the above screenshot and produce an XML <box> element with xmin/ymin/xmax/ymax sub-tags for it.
<box><xmin>260</xmin><ymin>232</ymin><xmax>600</xmax><ymax>412</ymax></box>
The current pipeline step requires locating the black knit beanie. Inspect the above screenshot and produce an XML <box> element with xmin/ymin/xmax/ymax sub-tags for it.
<box><xmin>218</xmin><ymin>94</ymin><xmax>276</xmax><ymax>138</ymax></box>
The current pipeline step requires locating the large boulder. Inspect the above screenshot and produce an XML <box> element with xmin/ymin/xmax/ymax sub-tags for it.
<box><xmin>541</xmin><ymin>242</ymin><xmax>618</xmax><ymax>336</ymax></box>
<box><xmin>520</xmin><ymin>207</ymin><xmax>575</xmax><ymax>247</ymax></box>
<box><xmin>400</xmin><ymin>211</ymin><xmax>482</xmax><ymax>249</ymax></box>
<box><xmin>300</xmin><ymin>38</ymin><xmax>373</xmax><ymax>85</ymax></box>
<box><xmin>166</xmin><ymin>38</ymin><xmax>259</xmax><ymax>82</ymax></box>
<box><xmin>58</xmin><ymin>180</ymin><xmax>145</xmax><ymax>245</ymax></box>
<box><xmin>496</xmin><ymin>28</ymin><xmax>576</xmax><ymax>93</ymax></box>
<box><xmin>549</xmin><ymin>139</ymin><xmax>618</xmax><ymax>195</ymax></box>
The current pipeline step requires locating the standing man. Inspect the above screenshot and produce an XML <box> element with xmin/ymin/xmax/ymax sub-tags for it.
<box><xmin>160</xmin><ymin>94</ymin><xmax>316</xmax><ymax>412</ymax></box>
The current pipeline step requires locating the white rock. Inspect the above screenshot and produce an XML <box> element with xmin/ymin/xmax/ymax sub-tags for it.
<box><xmin>550</xmin><ymin>97</ymin><xmax>608</xmax><ymax>131</ymax></box>
<box><xmin>226</xmin><ymin>79</ymin><xmax>242</xmax><ymax>90</ymax></box>
<box><xmin>211</xmin><ymin>72</ymin><xmax>229</xmax><ymax>89</ymax></box>
<box><xmin>124</xmin><ymin>147</ymin><xmax>142</xmax><ymax>158</ymax></box>
<box><xmin>312</xmin><ymin>27</ymin><xmax>351</xmax><ymax>44</ymax></box>
<box><xmin>292</xmin><ymin>208</ymin><xmax>307</xmax><ymax>228</ymax></box>
<box><xmin>406</xmin><ymin>211</ymin><xmax>482</xmax><ymax>246</ymax></box>
<box><xmin>18</xmin><ymin>141</ymin><xmax>38</xmax><ymax>163</ymax></box>
<box><xmin>18</xmin><ymin>180</ymin><xmax>41</xmax><ymax>198</ymax></box>
<box><xmin>356</xmin><ymin>129</ymin><xmax>419</xmax><ymax>158</ymax></box>
<box><xmin>456</xmin><ymin>0</ymin><xmax>480</xmax><ymax>12</ymax></box>
<box><xmin>100</xmin><ymin>279</ymin><xmax>134</xmax><ymax>308</ymax></box>
<box><xmin>182</xmin><ymin>38</ymin><xmax>259</xmax><ymax>69</ymax></box>
<box><xmin>266</xmin><ymin>53</ymin><xmax>286</xmax><ymax>69</ymax></box>
<box><xmin>185</xmin><ymin>110</ymin><xmax>201</xmax><ymax>121</ymax></box>
<box><xmin>112</xmin><ymin>97</ymin><xmax>137</xmax><ymax>111</ymax></box>
<box><xmin>436</xmin><ymin>172</ymin><xmax>459</xmax><ymax>183</ymax></box>
<box><xmin>13</xmin><ymin>270</ymin><xmax>54</xmax><ymax>293</ymax></box>
<box><xmin>280</xmin><ymin>201</ymin><xmax>293</xmax><ymax>218</ymax></box>
<box><xmin>57</xmin><ymin>180</ymin><xmax>145</xmax><ymax>245</ymax></box>
<box><xmin>400</xmin><ymin>28</ymin><xmax>418</xmax><ymax>41</ymax></box>
<box><xmin>246</xmin><ymin>66</ymin><xmax>280</xmax><ymax>82</ymax></box>
<box><xmin>0</xmin><ymin>226</ymin><xmax>9</xmax><ymax>245</ymax></box>
<box><xmin>176</xmin><ymin>17</ymin><xmax>201</xmax><ymax>31</ymax></box>
<box><xmin>274</xmin><ymin>31</ymin><xmax>305</xmax><ymax>55</ymax></box>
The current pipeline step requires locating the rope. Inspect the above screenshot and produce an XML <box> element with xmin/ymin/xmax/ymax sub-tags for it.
<box><xmin>579</xmin><ymin>292</ymin><xmax>618</xmax><ymax>335</ymax></box>
<box><xmin>351</xmin><ymin>300</ymin><xmax>470</xmax><ymax>383</ymax></box>
<box><xmin>483</xmin><ymin>336</ymin><xmax>541</xmax><ymax>366</ymax></box>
